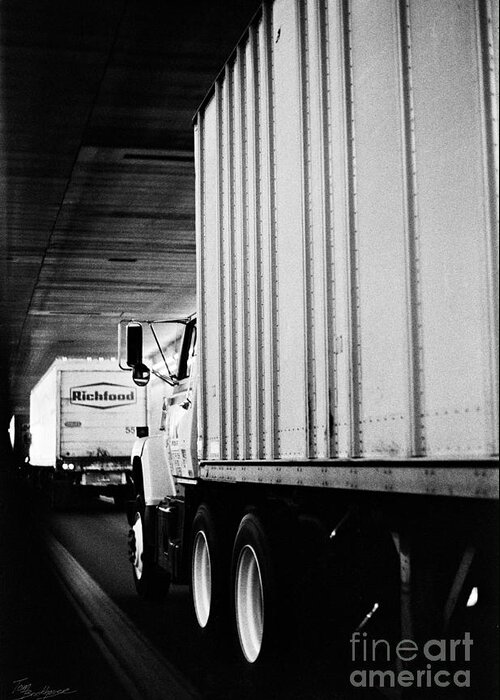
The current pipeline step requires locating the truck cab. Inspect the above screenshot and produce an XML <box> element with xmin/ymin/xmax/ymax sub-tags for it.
<box><xmin>124</xmin><ymin>316</ymin><xmax>198</xmax><ymax>597</ymax></box>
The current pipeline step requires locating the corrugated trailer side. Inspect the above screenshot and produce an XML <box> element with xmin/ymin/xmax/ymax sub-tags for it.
<box><xmin>121</xmin><ymin>0</ymin><xmax>498</xmax><ymax>679</ymax></box>
<box><xmin>195</xmin><ymin>0</ymin><xmax>498</xmax><ymax>486</ymax></box>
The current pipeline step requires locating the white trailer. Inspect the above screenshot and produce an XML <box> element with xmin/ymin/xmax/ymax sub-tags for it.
<box><xmin>121</xmin><ymin>0</ymin><xmax>498</xmax><ymax>687</ymax></box>
<box><xmin>29</xmin><ymin>358</ymin><xmax>147</xmax><ymax>506</ymax></box>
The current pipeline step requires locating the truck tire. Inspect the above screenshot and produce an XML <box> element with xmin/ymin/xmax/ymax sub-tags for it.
<box><xmin>231</xmin><ymin>511</ymin><xmax>292</xmax><ymax>665</ymax></box>
<box><xmin>191</xmin><ymin>504</ymin><xmax>229</xmax><ymax>636</ymax></box>
<box><xmin>129</xmin><ymin>495</ymin><xmax>169</xmax><ymax>600</ymax></box>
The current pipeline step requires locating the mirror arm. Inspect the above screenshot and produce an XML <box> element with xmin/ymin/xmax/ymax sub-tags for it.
<box><xmin>151</xmin><ymin>367</ymin><xmax>177</xmax><ymax>387</ymax></box>
<box><xmin>149</xmin><ymin>322</ymin><xmax>177</xmax><ymax>382</ymax></box>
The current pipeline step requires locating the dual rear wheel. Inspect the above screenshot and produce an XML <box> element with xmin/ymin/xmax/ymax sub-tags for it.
<box><xmin>232</xmin><ymin>515</ymin><xmax>268</xmax><ymax>663</ymax></box>
<box><xmin>191</xmin><ymin>506</ymin><xmax>288</xmax><ymax>665</ymax></box>
<box><xmin>191</xmin><ymin>504</ymin><xmax>227</xmax><ymax>633</ymax></box>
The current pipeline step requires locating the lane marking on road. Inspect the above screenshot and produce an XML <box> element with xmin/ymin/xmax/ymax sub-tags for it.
<box><xmin>44</xmin><ymin>532</ymin><xmax>200</xmax><ymax>700</ymax></box>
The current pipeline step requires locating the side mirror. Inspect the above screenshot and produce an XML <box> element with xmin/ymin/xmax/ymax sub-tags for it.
<box><xmin>132</xmin><ymin>363</ymin><xmax>150</xmax><ymax>387</ymax></box>
<box><xmin>126</xmin><ymin>322</ymin><xmax>143</xmax><ymax>367</ymax></box>
<box><xmin>126</xmin><ymin>322</ymin><xmax>150</xmax><ymax>386</ymax></box>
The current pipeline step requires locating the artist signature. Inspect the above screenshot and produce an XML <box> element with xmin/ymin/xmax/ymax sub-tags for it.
<box><xmin>12</xmin><ymin>678</ymin><xmax>76</xmax><ymax>700</ymax></box>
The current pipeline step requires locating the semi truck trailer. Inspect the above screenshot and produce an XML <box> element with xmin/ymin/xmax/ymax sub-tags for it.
<box><xmin>29</xmin><ymin>358</ymin><xmax>147</xmax><ymax>507</ymax></box>
<box><xmin>120</xmin><ymin>0</ymin><xmax>498</xmax><ymax>679</ymax></box>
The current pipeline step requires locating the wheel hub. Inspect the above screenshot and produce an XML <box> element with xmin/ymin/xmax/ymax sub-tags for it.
<box><xmin>192</xmin><ymin>530</ymin><xmax>212</xmax><ymax>628</ymax></box>
<box><xmin>235</xmin><ymin>544</ymin><xmax>264</xmax><ymax>663</ymax></box>
<box><xmin>132</xmin><ymin>513</ymin><xmax>144</xmax><ymax>580</ymax></box>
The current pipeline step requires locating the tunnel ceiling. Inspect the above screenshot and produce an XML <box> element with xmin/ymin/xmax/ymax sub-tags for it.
<box><xmin>0</xmin><ymin>0</ymin><xmax>260</xmax><ymax>414</ymax></box>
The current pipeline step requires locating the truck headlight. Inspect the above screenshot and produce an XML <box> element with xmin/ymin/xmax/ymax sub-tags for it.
<box><xmin>62</xmin><ymin>462</ymin><xmax>75</xmax><ymax>470</ymax></box>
